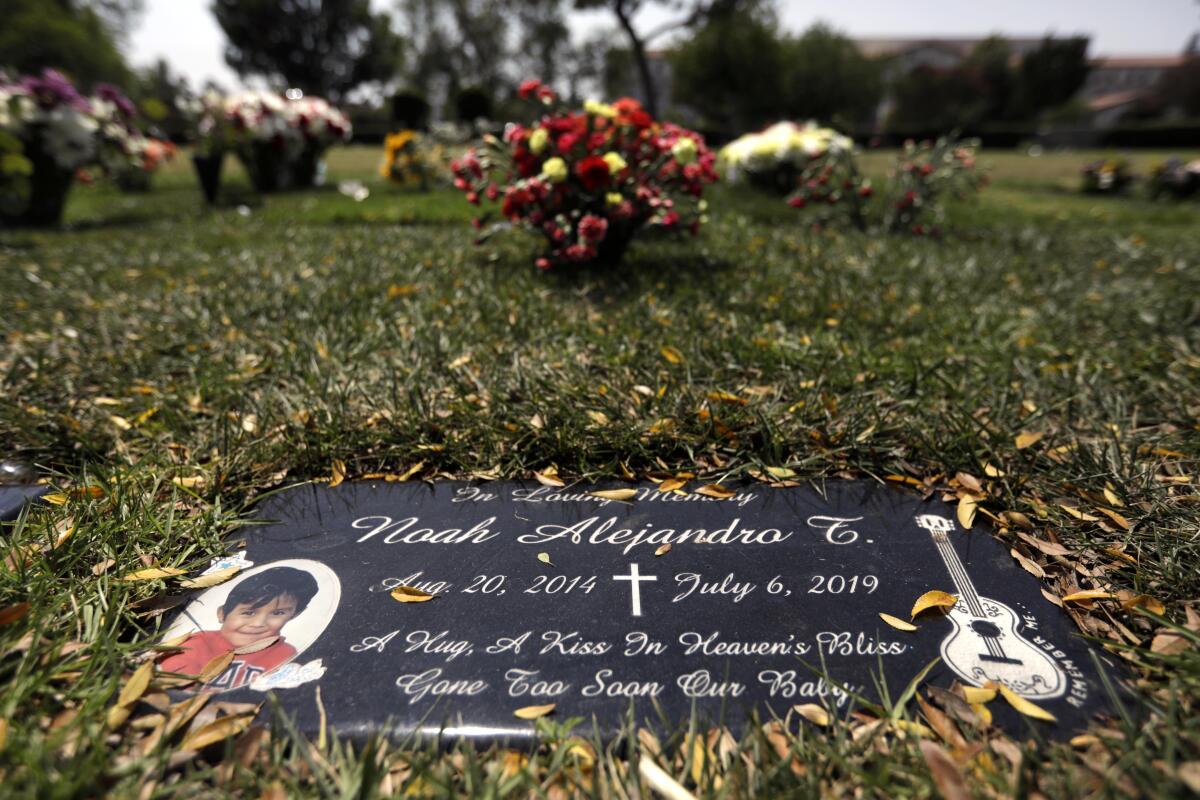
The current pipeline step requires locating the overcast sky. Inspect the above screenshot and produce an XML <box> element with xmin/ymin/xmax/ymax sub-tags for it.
<box><xmin>131</xmin><ymin>0</ymin><xmax>1199</xmax><ymax>89</ymax></box>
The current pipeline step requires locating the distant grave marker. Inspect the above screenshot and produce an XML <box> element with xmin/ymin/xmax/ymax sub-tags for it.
<box><xmin>161</xmin><ymin>480</ymin><xmax>1119</xmax><ymax>743</ymax></box>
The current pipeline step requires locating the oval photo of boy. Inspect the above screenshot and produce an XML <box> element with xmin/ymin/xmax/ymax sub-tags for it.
<box><xmin>160</xmin><ymin>559</ymin><xmax>340</xmax><ymax>692</ymax></box>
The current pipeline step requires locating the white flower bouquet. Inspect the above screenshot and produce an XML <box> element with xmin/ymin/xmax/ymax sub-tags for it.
<box><xmin>719</xmin><ymin>121</ymin><xmax>854</xmax><ymax>193</ymax></box>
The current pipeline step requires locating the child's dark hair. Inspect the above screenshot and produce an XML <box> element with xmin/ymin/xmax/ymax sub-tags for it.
<box><xmin>221</xmin><ymin>567</ymin><xmax>319</xmax><ymax>617</ymax></box>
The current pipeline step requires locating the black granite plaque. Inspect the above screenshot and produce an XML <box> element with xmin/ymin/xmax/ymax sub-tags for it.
<box><xmin>0</xmin><ymin>485</ymin><xmax>48</xmax><ymax>522</ymax></box>
<box><xmin>160</xmin><ymin>480</ymin><xmax>1118</xmax><ymax>743</ymax></box>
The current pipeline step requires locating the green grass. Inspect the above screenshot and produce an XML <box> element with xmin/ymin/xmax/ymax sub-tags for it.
<box><xmin>0</xmin><ymin>146</ymin><xmax>1199</xmax><ymax>797</ymax></box>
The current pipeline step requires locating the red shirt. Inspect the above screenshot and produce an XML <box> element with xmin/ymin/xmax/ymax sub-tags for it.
<box><xmin>160</xmin><ymin>630</ymin><xmax>297</xmax><ymax>690</ymax></box>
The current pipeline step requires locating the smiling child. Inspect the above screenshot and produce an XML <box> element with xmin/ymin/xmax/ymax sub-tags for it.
<box><xmin>161</xmin><ymin>566</ymin><xmax>320</xmax><ymax>690</ymax></box>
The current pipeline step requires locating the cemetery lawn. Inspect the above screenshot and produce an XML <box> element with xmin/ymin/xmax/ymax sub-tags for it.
<box><xmin>0</xmin><ymin>145</ymin><xmax>1198</xmax><ymax>797</ymax></box>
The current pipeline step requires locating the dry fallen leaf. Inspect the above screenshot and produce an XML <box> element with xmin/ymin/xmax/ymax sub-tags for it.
<box><xmin>180</xmin><ymin>566</ymin><xmax>241</xmax><ymax>590</ymax></box>
<box><xmin>233</xmin><ymin>636</ymin><xmax>279</xmax><ymax>656</ymax></box>
<box><xmin>589</xmin><ymin>489</ymin><xmax>638</xmax><ymax>502</ymax></box>
<box><xmin>639</xmin><ymin>757</ymin><xmax>697</xmax><ymax>800</ymax></box>
<box><xmin>513</xmin><ymin>703</ymin><xmax>556</xmax><ymax>720</ymax></box>
<box><xmin>879</xmin><ymin>613</ymin><xmax>918</xmax><ymax>632</ymax></box>
<box><xmin>390</xmin><ymin>585</ymin><xmax>435</xmax><ymax>603</ymax></box>
<box><xmin>695</xmin><ymin>484</ymin><xmax>734</xmax><ymax>499</ymax></box>
<box><xmin>793</xmin><ymin>703</ymin><xmax>830</xmax><ymax>726</ymax></box>
<box><xmin>660</xmin><ymin>345</ymin><xmax>684</xmax><ymax>365</ymax></box>
<box><xmin>658</xmin><ymin>477</ymin><xmax>687</xmax><ymax>493</ymax></box>
<box><xmin>1059</xmin><ymin>505</ymin><xmax>1100</xmax><ymax>522</ymax></box>
<box><xmin>537</xmin><ymin>552</ymin><xmax>554</xmax><ymax>566</ymax></box>
<box><xmin>911</xmin><ymin>590</ymin><xmax>958</xmax><ymax>618</ymax></box>
<box><xmin>198</xmin><ymin>651</ymin><xmax>235</xmax><ymax>684</ymax></box>
<box><xmin>765</xmin><ymin>466</ymin><xmax>796</xmax><ymax>480</ymax></box>
<box><xmin>1015</xmin><ymin>431</ymin><xmax>1044</xmax><ymax>450</ymax></box>
<box><xmin>181</xmin><ymin>712</ymin><xmax>255</xmax><ymax>751</ymax></box>
<box><xmin>534</xmin><ymin>469</ymin><xmax>565</xmax><ymax>488</ymax></box>
<box><xmin>919</xmin><ymin>740</ymin><xmax>970</xmax><ymax>800</ymax></box>
<box><xmin>172</xmin><ymin>475</ymin><xmax>206</xmax><ymax>489</ymax></box>
<box><xmin>1010</xmin><ymin>548</ymin><xmax>1046</xmax><ymax>578</ymax></box>
<box><xmin>1121</xmin><ymin>594</ymin><xmax>1165</xmax><ymax>615</ymax></box>
<box><xmin>997</xmin><ymin>683</ymin><xmax>1057</xmax><ymax>722</ymax></box>
<box><xmin>329</xmin><ymin>459</ymin><xmax>347</xmax><ymax>488</ymax></box>
<box><xmin>1062</xmin><ymin>590</ymin><xmax>1118</xmax><ymax>603</ymax></box>
<box><xmin>957</xmin><ymin>496</ymin><xmax>977</xmax><ymax>530</ymax></box>
<box><xmin>117</xmin><ymin>660</ymin><xmax>155</xmax><ymax>707</ymax></box>
<box><xmin>961</xmin><ymin>684</ymin><xmax>997</xmax><ymax>704</ymax></box>
<box><xmin>0</xmin><ymin>602</ymin><xmax>30</xmax><ymax>627</ymax></box>
<box><xmin>655</xmin><ymin>543</ymin><xmax>672</xmax><ymax>557</ymax></box>
<box><xmin>1103</xmin><ymin>483</ymin><xmax>1124</xmax><ymax>508</ymax></box>
<box><xmin>121</xmin><ymin>567</ymin><xmax>187</xmax><ymax>582</ymax></box>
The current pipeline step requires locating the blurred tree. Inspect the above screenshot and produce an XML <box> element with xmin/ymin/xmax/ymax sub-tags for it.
<box><xmin>212</xmin><ymin>0</ymin><xmax>403</xmax><ymax>102</ymax></box>
<box><xmin>0</xmin><ymin>0</ymin><xmax>131</xmax><ymax>86</ymax></box>
<box><xmin>1012</xmin><ymin>36</ymin><xmax>1090</xmax><ymax>118</ymax></box>
<box><xmin>889</xmin><ymin>65</ymin><xmax>986</xmax><ymax>132</ymax></box>
<box><xmin>1157</xmin><ymin>56</ymin><xmax>1200</xmax><ymax>116</ymax></box>
<box><xmin>573</xmin><ymin>0</ymin><xmax>761</xmax><ymax>117</ymax></box>
<box><xmin>130</xmin><ymin>59</ymin><xmax>194</xmax><ymax>140</ymax></box>
<box><xmin>963</xmin><ymin>36</ymin><xmax>1016</xmax><ymax>122</ymax></box>
<box><xmin>670</xmin><ymin>6</ymin><xmax>784</xmax><ymax>132</ymax></box>
<box><xmin>395</xmin><ymin>0</ymin><xmax>509</xmax><ymax>109</ymax></box>
<box><xmin>780</xmin><ymin>24</ymin><xmax>883</xmax><ymax>127</ymax></box>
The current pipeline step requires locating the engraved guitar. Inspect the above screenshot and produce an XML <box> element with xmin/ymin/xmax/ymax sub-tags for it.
<box><xmin>916</xmin><ymin>514</ymin><xmax>1066</xmax><ymax>699</ymax></box>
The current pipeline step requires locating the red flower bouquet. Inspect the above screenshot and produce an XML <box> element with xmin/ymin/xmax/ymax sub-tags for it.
<box><xmin>451</xmin><ymin>80</ymin><xmax>717</xmax><ymax>269</ymax></box>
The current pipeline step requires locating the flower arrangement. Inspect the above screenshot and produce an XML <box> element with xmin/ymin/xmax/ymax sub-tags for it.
<box><xmin>719</xmin><ymin>121</ymin><xmax>853</xmax><ymax>193</ymax></box>
<box><xmin>783</xmin><ymin>134</ymin><xmax>985</xmax><ymax>236</ymax></box>
<box><xmin>115</xmin><ymin>137</ymin><xmax>177</xmax><ymax>192</ymax></box>
<box><xmin>380</xmin><ymin>129</ymin><xmax>431</xmax><ymax>190</ymax></box>
<box><xmin>450</xmin><ymin>79</ymin><xmax>717</xmax><ymax>269</ymax></box>
<box><xmin>0</xmin><ymin>69</ymin><xmax>142</xmax><ymax>224</ymax></box>
<box><xmin>1147</xmin><ymin>157</ymin><xmax>1200</xmax><ymax>200</ymax></box>
<box><xmin>203</xmin><ymin>90</ymin><xmax>352</xmax><ymax>192</ymax></box>
<box><xmin>1080</xmin><ymin>158</ymin><xmax>1133</xmax><ymax>194</ymax></box>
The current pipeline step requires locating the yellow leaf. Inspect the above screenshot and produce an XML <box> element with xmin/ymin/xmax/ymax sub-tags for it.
<box><xmin>997</xmin><ymin>683</ymin><xmax>1057</xmax><ymax>722</ymax></box>
<box><xmin>1097</xmin><ymin>507</ymin><xmax>1131</xmax><ymax>530</ymax></box>
<box><xmin>706</xmin><ymin>390</ymin><xmax>746</xmax><ymax>405</ymax></box>
<box><xmin>121</xmin><ymin>567</ymin><xmax>186</xmax><ymax>582</ymax></box>
<box><xmin>660</xmin><ymin>345</ymin><xmax>684</xmax><ymax>364</ymax></box>
<box><xmin>133</xmin><ymin>407</ymin><xmax>159</xmax><ymax>426</ymax></box>
<box><xmin>655</xmin><ymin>543</ymin><xmax>671</xmax><ymax>557</ymax></box>
<box><xmin>390</xmin><ymin>585</ymin><xmax>434</xmax><ymax>603</ymax></box>
<box><xmin>765</xmin><ymin>466</ymin><xmax>796</xmax><ymax>479</ymax></box>
<box><xmin>957</xmin><ymin>496</ymin><xmax>977</xmax><ymax>529</ymax></box>
<box><xmin>534</xmin><ymin>468</ymin><xmax>565</xmax><ymax>488</ymax></box>
<box><xmin>1015</xmin><ymin>431</ymin><xmax>1044</xmax><ymax>449</ymax></box>
<box><xmin>911</xmin><ymin>590</ymin><xmax>957</xmax><ymax>618</ymax></box>
<box><xmin>118</xmin><ymin>660</ymin><xmax>155</xmax><ymax>707</ymax></box>
<box><xmin>329</xmin><ymin>459</ymin><xmax>347</xmax><ymax>488</ymax></box>
<box><xmin>658</xmin><ymin>477</ymin><xmax>686</xmax><ymax>493</ymax></box>
<box><xmin>106</xmin><ymin>705</ymin><xmax>131</xmax><ymax>730</ymax></box>
<box><xmin>0</xmin><ymin>718</ymin><xmax>6</xmax><ymax>753</ymax></box>
<box><xmin>695</xmin><ymin>484</ymin><xmax>734</xmax><ymax>499</ymax></box>
<box><xmin>537</xmin><ymin>552</ymin><xmax>554</xmax><ymax>566</ymax></box>
<box><xmin>181</xmin><ymin>713</ymin><xmax>255</xmax><ymax>751</ymax></box>
<box><xmin>1059</xmin><ymin>504</ymin><xmax>1100</xmax><ymax>522</ymax></box>
<box><xmin>1103</xmin><ymin>484</ymin><xmax>1124</xmax><ymax>508</ymax></box>
<box><xmin>387</xmin><ymin>283</ymin><xmax>419</xmax><ymax>299</ymax></box>
<box><xmin>586</xmin><ymin>410</ymin><xmax>609</xmax><ymax>426</ymax></box>
<box><xmin>1121</xmin><ymin>594</ymin><xmax>1165</xmax><ymax>615</ymax></box>
<box><xmin>179</xmin><ymin>566</ymin><xmax>241</xmax><ymax>590</ymax></box>
<box><xmin>983</xmin><ymin>463</ymin><xmax>1005</xmax><ymax>478</ymax></box>
<box><xmin>109</xmin><ymin>414</ymin><xmax>132</xmax><ymax>430</ymax></box>
<box><xmin>961</xmin><ymin>684</ymin><xmax>997</xmax><ymax>704</ymax></box>
<box><xmin>1070</xmin><ymin>734</ymin><xmax>1100</xmax><ymax>748</ymax></box>
<box><xmin>172</xmin><ymin>475</ymin><xmax>206</xmax><ymax>489</ymax></box>
<box><xmin>198</xmin><ymin>651</ymin><xmax>234</xmax><ymax>684</ymax></box>
<box><xmin>1062</xmin><ymin>589</ymin><xmax>1117</xmax><ymax>603</ymax></box>
<box><xmin>793</xmin><ymin>703</ymin><xmax>830</xmax><ymax>726</ymax></box>
<box><xmin>448</xmin><ymin>354</ymin><xmax>472</xmax><ymax>369</ymax></box>
<box><xmin>589</xmin><ymin>489</ymin><xmax>637</xmax><ymax>502</ymax></box>
<box><xmin>42</xmin><ymin>492</ymin><xmax>68</xmax><ymax>506</ymax></box>
<box><xmin>879</xmin><ymin>613</ymin><xmax>918</xmax><ymax>632</ymax></box>
<box><xmin>970</xmin><ymin>702</ymin><xmax>992</xmax><ymax>726</ymax></box>
<box><xmin>513</xmin><ymin>703</ymin><xmax>555</xmax><ymax>720</ymax></box>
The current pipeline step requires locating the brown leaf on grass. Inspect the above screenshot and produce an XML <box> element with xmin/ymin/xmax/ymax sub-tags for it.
<box><xmin>957</xmin><ymin>496</ymin><xmax>977</xmax><ymax>529</ymax></box>
<box><xmin>1059</xmin><ymin>504</ymin><xmax>1101</xmax><ymax>522</ymax></box>
<box><xmin>179</xmin><ymin>567</ymin><xmax>241</xmax><ymax>590</ymax></box>
<box><xmin>118</xmin><ymin>661</ymin><xmax>155</xmax><ymax>707</ymax></box>
<box><xmin>0</xmin><ymin>602</ymin><xmax>30</xmax><ymax>627</ymax></box>
<box><xmin>1015</xmin><ymin>431</ymin><xmax>1044</xmax><ymax>449</ymax></box>
<box><xmin>706</xmin><ymin>390</ymin><xmax>746</xmax><ymax>405</ymax></box>
<box><xmin>1097</xmin><ymin>507</ymin><xmax>1131</xmax><ymax>530</ymax></box>
<box><xmin>198</xmin><ymin>651</ymin><xmax>235</xmax><ymax>684</ymax></box>
<box><xmin>1062</xmin><ymin>589</ymin><xmax>1118</xmax><ymax>603</ymax></box>
<box><xmin>122</xmin><ymin>567</ymin><xmax>186</xmax><ymax>582</ymax></box>
<box><xmin>917</xmin><ymin>693</ymin><xmax>967</xmax><ymax>751</ymax></box>
<box><xmin>1103</xmin><ymin>483</ymin><xmax>1124</xmax><ymax>508</ymax></box>
<box><xmin>329</xmin><ymin>459</ymin><xmax>346</xmax><ymax>488</ymax></box>
<box><xmin>1121</xmin><ymin>594</ymin><xmax>1165</xmax><ymax>615</ymax></box>
<box><xmin>997</xmin><ymin>683</ymin><xmax>1057</xmax><ymax>722</ymax></box>
<box><xmin>765</xmin><ymin>466</ymin><xmax>796</xmax><ymax>480</ymax></box>
<box><xmin>1150</xmin><ymin>629</ymin><xmax>1191</xmax><ymax>655</ymax></box>
<box><xmin>390</xmin><ymin>585</ymin><xmax>434</xmax><ymax>603</ymax></box>
<box><xmin>792</xmin><ymin>704</ymin><xmax>830</xmax><ymax>726</ymax></box>
<box><xmin>513</xmin><ymin>703</ymin><xmax>555</xmax><ymax>720</ymax></box>
<box><xmin>655</xmin><ymin>543</ymin><xmax>672</xmax><ymax>557</ymax></box>
<box><xmin>181</xmin><ymin>712</ymin><xmax>256</xmax><ymax>751</ymax></box>
<box><xmin>919</xmin><ymin>741</ymin><xmax>970</xmax><ymax>800</ymax></box>
<box><xmin>659</xmin><ymin>345</ymin><xmax>684</xmax><ymax>364</ymax></box>
<box><xmin>1015</xmin><ymin>531</ymin><xmax>1071</xmax><ymax>557</ymax></box>
<box><xmin>955</xmin><ymin>472</ymin><xmax>983</xmax><ymax>494</ymax></box>
<box><xmin>695</xmin><ymin>484</ymin><xmax>734</xmax><ymax>499</ymax></box>
<box><xmin>911</xmin><ymin>590</ymin><xmax>957</xmax><ymax>618</ymax></box>
<box><xmin>879</xmin><ymin>613</ymin><xmax>918</xmax><ymax>631</ymax></box>
<box><xmin>92</xmin><ymin>558</ymin><xmax>116</xmax><ymax>576</ymax></box>
<box><xmin>983</xmin><ymin>463</ymin><xmax>1005</xmax><ymax>478</ymax></box>
<box><xmin>590</xmin><ymin>489</ymin><xmax>637</xmax><ymax>502</ymax></box>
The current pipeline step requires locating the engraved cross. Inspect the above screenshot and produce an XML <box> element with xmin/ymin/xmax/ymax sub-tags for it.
<box><xmin>613</xmin><ymin>562</ymin><xmax>657</xmax><ymax>617</ymax></box>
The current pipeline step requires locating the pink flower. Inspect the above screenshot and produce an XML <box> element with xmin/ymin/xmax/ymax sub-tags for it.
<box><xmin>579</xmin><ymin>214</ymin><xmax>608</xmax><ymax>243</ymax></box>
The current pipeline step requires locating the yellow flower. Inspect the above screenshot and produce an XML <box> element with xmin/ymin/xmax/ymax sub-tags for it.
<box><xmin>606</xmin><ymin>192</ymin><xmax>623</xmax><ymax>206</ymax></box>
<box><xmin>529</xmin><ymin>128</ymin><xmax>549</xmax><ymax>154</ymax></box>
<box><xmin>603</xmin><ymin>151</ymin><xmax>627</xmax><ymax>174</ymax></box>
<box><xmin>672</xmin><ymin>137</ymin><xmax>697</xmax><ymax>165</ymax></box>
<box><xmin>541</xmin><ymin>157</ymin><xmax>568</xmax><ymax>184</ymax></box>
<box><xmin>584</xmin><ymin>99</ymin><xmax>617</xmax><ymax>119</ymax></box>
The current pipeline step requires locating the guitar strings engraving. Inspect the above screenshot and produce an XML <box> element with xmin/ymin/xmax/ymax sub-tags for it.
<box><xmin>916</xmin><ymin>514</ymin><xmax>1068</xmax><ymax>699</ymax></box>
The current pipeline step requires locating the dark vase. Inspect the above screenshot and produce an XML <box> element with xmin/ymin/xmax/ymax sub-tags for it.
<box><xmin>238</xmin><ymin>142</ymin><xmax>292</xmax><ymax>193</ymax></box>
<box><xmin>594</xmin><ymin>222</ymin><xmax>636</xmax><ymax>266</ymax></box>
<box><xmin>192</xmin><ymin>151</ymin><xmax>224</xmax><ymax>204</ymax></box>
<box><xmin>2</xmin><ymin>140</ymin><xmax>74</xmax><ymax>227</ymax></box>
<box><xmin>290</xmin><ymin>148</ymin><xmax>321</xmax><ymax>189</ymax></box>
